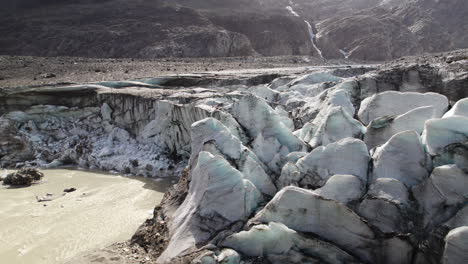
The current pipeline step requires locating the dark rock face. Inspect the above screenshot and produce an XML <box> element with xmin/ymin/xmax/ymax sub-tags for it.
<box><xmin>316</xmin><ymin>8</ymin><xmax>423</xmax><ymax>61</ymax></box>
<box><xmin>3</xmin><ymin>168</ymin><xmax>44</xmax><ymax>186</ymax></box>
<box><xmin>0</xmin><ymin>118</ymin><xmax>34</xmax><ymax>167</ymax></box>
<box><xmin>0</xmin><ymin>0</ymin><xmax>312</xmax><ymax>58</ymax></box>
<box><xmin>0</xmin><ymin>0</ymin><xmax>256</xmax><ymax>58</ymax></box>
<box><xmin>207</xmin><ymin>12</ymin><xmax>313</xmax><ymax>57</ymax></box>
<box><xmin>0</xmin><ymin>0</ymin><xmax>465</xmax><ymax>60</ymax></box>
<box><xmin>314</xmin><ymin>0</ymin><xmax>468</xmax><ymax>60</ymax></box>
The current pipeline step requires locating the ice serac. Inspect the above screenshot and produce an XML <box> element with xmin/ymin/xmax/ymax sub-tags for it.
<box><xmin>221</xmin><ymin>222</ymin><xmax>360</xmax><ymax>264</ymax></box>
<box><xmin>295</xmin><ymin>88</ymin><xmax>355</xmax><ymax>126</ymax></box>
<box><xmin>251</xmin><ymin>186</ymin><xmax>376</xmax><ymax>263</ymax></box>
<box><xmin>443</xmin><ymin>227</ymin><xmax>468</xmax><ymax>264</ymax></box>
<box><xmin>413</xmin><ymin>164</ymin><xmax>468</xmax><ymax>228</ymax></box>
<box><xmin>217</xmin><ymin>249</ymin><xmax>241</xmax><ymax>264</ymax></box>
<box><xmin>443</xmin><ymin>98</ymin><xmax>468</xmax><ymax>118</ymax></box>
<box><xmin>288</xmin><ymin>71</ymin><xmax>343</xmax><ymax>87</ymax></box>
<box><xmin>367</xmin><ymin>178</ymin><xmax>410</xmax><ymax>206</ymax></box>
<box><xmin>444</xmin><ymin>205</ymin><xmax>468</xmax><ymax>230</ymax></box>
<box><xmin>158</xmin><ymin>151</ymin><xmax>263</xmax><ymax>263</ymax></box>
<box><xmin>358</xmin><ymin>198</ymin><xmax>406</xmax><ymax>234</ymax></box>
<box><xmin>190</xmin><ymin>117</ymin><xmax>276</xmax><ymax>196</ymax></box>
<box><xmin>357</xmin><ymin>91</ymin><xmax>449</xmax><ymax>125</ymax></box>
<box><xmin>370</xmin><ymin>130</ymin><xmax>431</xmax><ymax>187</ymax></box>
<box><xmin>422</xmin><ymin>116</ymin><xmax>468</xmax><ymax>156</ymax></box>
<box><xmin>364</xmin><ymin>106</ymin><xmax>436</xmax><ymax>150</ymax></box>
<box><xmin>139</xmin><ymin>100</ymin><xmax>211</xmax><ymax>157</ymax></box>
<box><xmin>433</xmin><ymin>141</ymin><xmax>468</xmax><ymax>173</ymax></box>
<box><xmin>100</xmin><ymin>103</ymin><xmax>113</xmax><ymax>121</ymax></box>
<box><xmin>312</xmin><ymin>174</ymin><xmax>364</xmax><ymax>204</ymax></box>
<box><xmin>231</xmin><ymin>94</ymin><xmax>307</xmax><ymax>173</ymax></box>
<box><xmin>307</xmin><ymin>106</ymin><xmax>366</xmax><ymax>148</ymax></box>
<box><xmin>277</xmin><ymin>138</ymin><xmax>369</xmax><ymax>189</ymax></box>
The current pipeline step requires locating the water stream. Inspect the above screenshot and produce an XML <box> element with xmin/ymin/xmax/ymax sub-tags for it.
<box><xmin>304</xmin><ymin>20</ymin><xmax>324</xmax><ymax>59</ymax></box>
<box><xmin>285</xmin><ymin>2</ymin><xmax>324</xmax><ymax>58</ymax></box>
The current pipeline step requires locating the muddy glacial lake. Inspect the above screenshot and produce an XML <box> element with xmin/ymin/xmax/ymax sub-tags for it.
<box><xmin>0</xmin><ymin>169</ymin><xmax>174</xmax><ymax>264</ymax></box>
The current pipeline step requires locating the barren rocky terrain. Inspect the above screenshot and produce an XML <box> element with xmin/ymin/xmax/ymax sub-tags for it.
<box><xmin>0</xmin><ymin>55</ymin><xmax>351</xmax><ymax>88</ymax></box>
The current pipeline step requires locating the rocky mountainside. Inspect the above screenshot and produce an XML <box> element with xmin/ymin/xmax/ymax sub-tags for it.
<box><xmin>312</xmin><ymin>0</ymin><xmax>468</xmax><ymax>60</ymax></box>
<box><xmin>1</xmin><ymin>0</ymin><xmax>466</xmax><ymax>60</ymax></box>
<box><xmin>1</xmin><ymin>49</ymin><xmax>468</xmax><ymax>263</ymax></box>
<box><xmin>0</xmin><ymin>0</ymin><xmax>312</xmax><ymax>58</ymax></box>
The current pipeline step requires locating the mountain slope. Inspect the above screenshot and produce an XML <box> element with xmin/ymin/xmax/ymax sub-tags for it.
<box><xmin>0</xmin><ymin>0</ymin><xmax>466</xmax><ymax>60</ymax></box>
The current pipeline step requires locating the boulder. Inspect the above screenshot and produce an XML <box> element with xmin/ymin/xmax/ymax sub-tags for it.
<box><xmin>443</xmin><ymin>227</ymin><xmax>468</xmax><ymax>264</ymax></box>
<box><xmin>370</xmin><ymin>130</ymin><xmax>431</xmax><ymax>187</ymax></box>
<box><xmin>3</xmin><ymin>168</ymin><xmax>44</xmax><ymax>186</ymax></box>
<box><xmin>358</xmin><ymin>91</ymin><xmax>448</xmax><ymax>125</ymax></box>
<box><xmin>422</xmin><ymin>116</ymin><xmax>468</xmax><ymax>156</ymax></box>
<box><xmin>251</xmin><ymin>186</ymin><xmax>376</xmax><ymax>263</ymax></box>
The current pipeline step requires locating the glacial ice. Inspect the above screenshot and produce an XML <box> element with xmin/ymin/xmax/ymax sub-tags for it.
<box><xmin>312</xmin><ymin>174</ymin><xmax>364</xmax><ymax>204</ymax></box>
<box><xmin>3</xmin><ymin>65</ymin><xmax>468</xmax><ymax>264</ymax></box>
<box><xmin>422</xmin><ymin>116</ymin><xmax>468</xmax><ymax>156</ymax></box>
<box><xmin>217</xmin><ymin>249</ymin><xmax>241</xmax><ymax>264</ymax></box>
<box><xmin>289</xmin><ymin>71</ymin><xmax>342</xmax><ymax>87</ymax></box>
<box><xmin>443</xmin><ymin>98</ymin><xmax>468</xmax><ymax>118</ymax></box>
<box><xmin>358</xmin><ymin>91</ymin><xmax>449</xmax><ymax>125</ymax></box>
<box><xmin>367</xmin><ymin>178</ymin><xmax>410</xmax><ymax>206</ymax></box>
<box><xmin>358</xmin><ymin>197</ymin><xmax>406</xmax><ymax>234</ymax></box>
<box><xmin>364</xmin><ymin>106</ymin><xmax>436</xmax><ymax>150</ymax></box>
<box><xmin>307</xmin><ymin>106</ymin><xmax>366</xmax><ymax>148</ymax></box>
<box><xmin>413</xmin><ymin>164</ymin><xmax>468</xmax><ymax>228</ymax></box>
<box><xmin>251</xmin><ymin>186</ymin><xmax>376</xmax><ymax>263</ymax></box>
<box><xmin>370</xmin><ymin>130</ymin><xmax>432</xmax><ymax>187</ymax></box>
<box><xmin>231</xmin><ymin>94</ymin><xmax>307</xmax><ymax>173</ymax></box>
<box><xmin>443</xmin><ymin>227</ymin><xmax>468</xmax><ymax>264</ymax></box>
<box><xmin>190</xmin><ymin>118</ymin><xmax>276</xmax><ymax>196</ymax></box>
<box><xmin>159</xmin><ymin>151</ymin><xmax>262</xmax><ymax>262</ymax></box>
<box><xmin>277</xmin><ymin>138</ymin><xmax>369</xmax><ymax>188</ymax></box>
<box><xmin>221</xmin><ymin>221</ymin><xmax>359</xmax><ymax>263</ymax></box>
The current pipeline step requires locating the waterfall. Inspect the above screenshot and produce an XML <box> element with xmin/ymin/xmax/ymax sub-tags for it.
<box><xmin>304</xmin><ymin>20</ymin><xmax>324</xmax><ymax>58</ymax></box>
<box><xmin>285</xmin><ymin>2</ymin><xmax>324</xmax><ymax>58</ymax></box>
